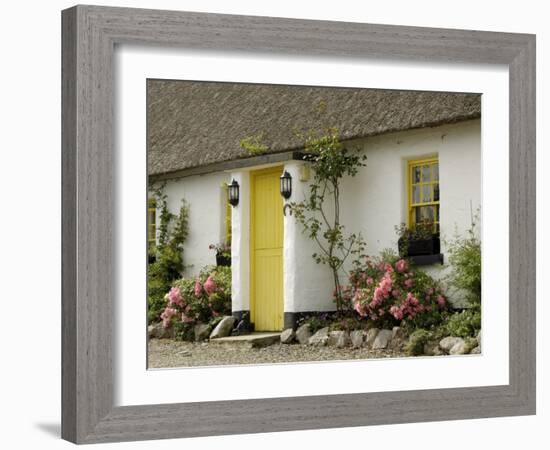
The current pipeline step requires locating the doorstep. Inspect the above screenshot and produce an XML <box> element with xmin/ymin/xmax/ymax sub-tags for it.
<box><xmin>209</xmin><ymin>332</ymin><xmax>281</xmax><ymax>348</ymax></box>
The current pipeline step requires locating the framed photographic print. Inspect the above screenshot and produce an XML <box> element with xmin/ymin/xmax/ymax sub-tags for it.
<box><xmin>62</xmin><ymin>5</ymin><xmax>535</xmax><ymax>444</ymax></box>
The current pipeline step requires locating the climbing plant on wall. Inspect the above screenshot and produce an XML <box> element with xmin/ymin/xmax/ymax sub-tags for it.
<box><xmin>147</xmin><ymin>184</ymin><xmax>190</xmax><ymax>324</ymax></box>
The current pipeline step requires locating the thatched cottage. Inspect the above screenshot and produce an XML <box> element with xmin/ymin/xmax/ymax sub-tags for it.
<box><xmin>148</xmin><ymin>80</ymin><xmax>481</xmax><ymax>331</ymax></box>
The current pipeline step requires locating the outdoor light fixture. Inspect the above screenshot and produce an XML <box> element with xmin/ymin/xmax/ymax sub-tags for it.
<box><xmin>228</xmin><ymin>179</ymin><xmax>240</xmax><ymax>206</ymax></box>
<box><xmin>280</xmin><ymin>170</ymin><xmax>292</xmax><ymax>200</ymax></box>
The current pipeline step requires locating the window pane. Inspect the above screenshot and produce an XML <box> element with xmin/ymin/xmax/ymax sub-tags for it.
<box><xmin>434</xmin><ymin>183</ymin><xmax>440</xmax><ymax>201</ymax></box>
<box><xmin>422</xmin><ymin>184</ymin><xmax>432</xmax><ymax>202</ymax></box>
<box><xmin>413</xmin><ymin>166</ymin><xmax>421</xmax><ymax>183</ymax></box>
<box><xmin>415</xmin><ymin>205</ymin><xmax>434</xmax><ymax>224</ymax></box>
<box><xmin>412</xmin><ymin>185</ymin><xmax>420</xmax><ymax>203</ymax></box>
<box><xmin>432</xmin><ymin>163</ymin><xmax>439</xmax><ymax>181</ymax></box>
<box><xmin>422</xmin><ymin>165</ymin><xmax>431</xmax><ymax>182</ymax></box>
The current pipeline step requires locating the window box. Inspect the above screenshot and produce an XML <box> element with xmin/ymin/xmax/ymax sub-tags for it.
<box><xmin>398</xmin><ymin>234</ymin><xmax>440</xmax><ymax>257</ymax></box>
<box><xmin>216</xmin><ymin>253</ymin><xmax>231</xmax><ymax>267</ymax></box>
<box><xmin>408</xmin><ymin>253</ymin><xmax>444</xmax><ymax>266</ymax></box>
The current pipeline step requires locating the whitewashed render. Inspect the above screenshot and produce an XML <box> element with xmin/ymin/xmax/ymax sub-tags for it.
<box><xmin>156</xmin><ymin>171</ymin><xmax>231</xmax><ymax>277</ymax></box>
<box><xmin>154</xmin><ymin>118</ymin><xmax>481</xmax><ymax>317</ymax></box>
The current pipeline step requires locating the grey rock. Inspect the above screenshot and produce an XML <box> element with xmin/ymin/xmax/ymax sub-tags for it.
<box><xmin>449</xmin><ymin>338</ymin><xmax>468</xmax><ymax>355</ymax></box>
<box><xmin>372</xmin><ymin>329</ymin><xmax>393</xmax><ymax>350</ymax></box>
<box><xmin>149</xmin><ymin>322</ymin><xmax>174</xmax><ymax>339</ymax></box>
<box><xmin>423</xmin><ymin>340</ymin><xmax>444</xmax><ymax>356</ymax></box>
<box><xmin>295</xmin><ymin>324</ymin><xmax>312</xmax><ymax>345</ymax></box>
<box><xmin>392</xmin><ymin>326</ymin><xmax>405</xmax><ymax>340</ymax></box>
<box><xmin>391</xmin><ymin>326</ymin><xmax>407</xmax><ymax>350</ymax></box>
<box><xmin>328</xmin><ymin>330</ymin><xmax>350</xmax><ymax>348</ymax></box>
<box><xmin>280</xmin><ymin>328</ymin><xmax>296</xmax><ymax>344</ymax></box>
<box><xmin>470</xmin><ymin>346</ymin><xmax>481</xmax><ymax>354</ymax></box>
<box><xmin>365</xmin><ymin>328</ymin><xmax>380</xmax><ymax>348</ymax></box>
<box><xmin>476</xmin><ymin>330</ymin><xmax>482</xmax><ymax>346</ymax></box>
<box><xmin>439</xmin><ymin>336</ymin><xmax>464</xmax><ymax>353</ymax></box>
<box><xmin>308</xmin><ymin>327</ymin><xmax>330</xmax><ymax>346</ymax></box>
<box><xmin>350</xmin><ymin>330</ymin><xmax>364</xmax><ymax>349</ymax></box>
<box><xmin>194</xmin><ymin>323</ymin><xmax>211</xmax><ymax>341</ymax></box>
<box><xmin>209</xmin><ymin>316</ymin><xmax>236</xmax><ymax>339</ymax></box>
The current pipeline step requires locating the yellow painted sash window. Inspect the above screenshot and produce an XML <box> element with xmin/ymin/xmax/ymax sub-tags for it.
<box><xmin>408</xmin><ymin>157</ymin><xmax>440</xmax><ymax>233</ymax></box>
<box><xmin>147</xmin><ymin>198</ymin><xmax>157</xmax><ymax>246</ymax></box>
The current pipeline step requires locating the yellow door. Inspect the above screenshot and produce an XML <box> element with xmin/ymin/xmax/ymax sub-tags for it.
<box><xmin>250</xmin><ymin>167</ymin><xmax>284</xmax><ymax>331</ymax></box>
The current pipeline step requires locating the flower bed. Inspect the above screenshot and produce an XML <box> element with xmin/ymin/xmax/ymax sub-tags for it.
<box><xmin>159</xmin><ymin>265</ymin><xmax>232</xmax><ymax>341</ymax></box>
<box><xmin>347</xmin><ymin>253</ymin><xmax>449</xmax><ymax>331</ymax></box>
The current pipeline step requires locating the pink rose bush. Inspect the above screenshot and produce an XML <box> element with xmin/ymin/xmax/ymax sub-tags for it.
<box><xmin>203</xmin><ymin>275</ymin><xmax>217</xmax><ymax>296</ymax></box>
<box><xmin>159</xmin><ymin>265</ymin><xmax>232</xmax><ymax>338</ymax></box>
<box><xmin>347</xmin><ymin>255</ymin><xmax>448</xmax><ymax>328</ymax></box>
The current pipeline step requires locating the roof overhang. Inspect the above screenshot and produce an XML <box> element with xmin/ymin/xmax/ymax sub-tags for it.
<box><xmin>149</xmin><ymin>151</ymin><xmax>307</xmax><ymax>182</ymax></box>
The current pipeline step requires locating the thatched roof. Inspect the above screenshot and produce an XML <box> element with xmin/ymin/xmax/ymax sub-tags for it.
<box><xmin>148</xmin><ymin>80</ymin><xmax>481</xmax><ymax>176</ymax></box>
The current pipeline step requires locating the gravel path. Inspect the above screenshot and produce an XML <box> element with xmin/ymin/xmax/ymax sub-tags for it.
<box><xmin>148</xmin><ymin>338</ymin><xmax>406</xmax><ymax>368</ymax></box>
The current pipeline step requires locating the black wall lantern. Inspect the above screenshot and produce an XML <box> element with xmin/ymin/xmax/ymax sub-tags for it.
<box><xmin>280</xmin><ymin>170</ymin><xmax>292</xmax><ymax>200</ymax></box>
<box><xmin>228</xmin><ymin>179</ymin><xmax>240</xmax><ymax>206</ymax></box>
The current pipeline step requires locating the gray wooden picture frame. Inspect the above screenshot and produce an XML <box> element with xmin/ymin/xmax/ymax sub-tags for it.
<box><xmin>61</xmin><ymin>5</ymin><xmax>536</xmax><ymax>444</ymax></box>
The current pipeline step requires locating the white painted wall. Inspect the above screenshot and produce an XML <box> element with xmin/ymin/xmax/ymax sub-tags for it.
<box><xmin>152</xmin><ymin>171</ymin><xmax>231</xmax><ymax>278</ymax></box>
<box><xmin>284</xmin><ymin>161</ymin><xmax>336</xmax><ymax>313</ymax></box>
<box><xmin>286</xmin><ymin>119</ymin><xmax>481</xmax><ymax>310</ymax></box>
<box><xmin>339</xmin><ymin>120</ymin><xmax>481</xmax><ymax>258</ymax></box>
<box><xmin>230</xmin><ymin>171</ymin><xmax>251</xmax><ymax>312</ymax></box>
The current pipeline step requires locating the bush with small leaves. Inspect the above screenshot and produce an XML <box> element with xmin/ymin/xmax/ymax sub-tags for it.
<box><xmin>404</xmin><ymin>329</ymin><xmax>433</xmax><ymax>356</ymax></box>
<box><xmin>444</xmin><ymin>309</ymin><xmax>481</xmax><ymax>339</ymax></box>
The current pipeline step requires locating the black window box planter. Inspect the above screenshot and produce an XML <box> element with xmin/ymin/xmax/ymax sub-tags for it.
<box><xmin>408</xmin><ymin>253</ymin><xmax>444</xmax><ymax>266</ymax></box>
<box><xmin>216</xmin><ymin>254</ymin><xmax>231</xmax><ymax>267</ymax></box>
<box><xmin>398</xmin><ymin>234</ymin><xmax>441</xmax><ymax>263</ymax></box>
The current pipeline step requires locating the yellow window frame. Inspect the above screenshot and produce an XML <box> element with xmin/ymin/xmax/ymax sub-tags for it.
<box><xmin>147</xmin><ymin>198</ymin><xmax>156</xmax><ymax>246</ymax></box>
<box><xmin>222</xmin><ymin>183</ymin><xmax>232</xmax><ymax>245</ymax></box>
<box><xmin>408</xmin><ymin>157</ymin><xmax>439</xmax><ymax>232</ymax></box>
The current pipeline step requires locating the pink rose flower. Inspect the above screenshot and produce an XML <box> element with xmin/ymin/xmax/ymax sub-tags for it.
<box><xmin>181</xmin><ymin>313</ymin><xmax>194</xmax><ymax>323</ymax></box>
<box><xmin>194</xmin><ymin>279</ymin><xmax>202</xmax><ymax>297</ymax></box>
<box><xmin>203</xmin><ymin>275</ymin><xmax>217</xmax><ymax>296</ymax></box>
<box><xmin>167</xmin><ymin>287</ymin><xmax>183</xmax><ymax>307</ymax></box>
<box><xmin>395</xmin><ymin>259</ymin><xmax>407</xmax><ymax>273</ymax></box>
<box><xmin>354</xmin><ymin>301</ymin><xmax>367</xmax><ymax>317</ymax></box>
<box><xmin>404</xmin><ymin>278</ymin><xmax>414</xmax><ymax>289</ymax></box>
<box><xmin>437</xmin><ymin>295</ymin><xmax>446</xmax><ymax>308</ymax></box>
<box><xmin>160</xmin><ymin>307</ymin><xmax>177</xmax><ymax>328</ymax></box>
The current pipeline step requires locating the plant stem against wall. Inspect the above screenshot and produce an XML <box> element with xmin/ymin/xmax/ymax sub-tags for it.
<box><xmin>291</xmin><ymin>127</ymin><xmax>367</xmax><ymax>311</ymax></box>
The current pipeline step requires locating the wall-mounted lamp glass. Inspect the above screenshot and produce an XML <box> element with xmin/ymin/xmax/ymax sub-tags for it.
<box><xmin>280</xmin><ymin>170</ymin><xmax>292</xmax><ymax>200</ymax></box>
<box><xmin>228</xmin><ymin>179</ymin><xmax>240</xmax><ymax>206</ymax></box>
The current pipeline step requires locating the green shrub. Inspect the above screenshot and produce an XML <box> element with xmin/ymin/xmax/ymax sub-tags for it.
<box><xmin>446</xmin><ymin>215</ymin><xmax>481</xmax><ymax>307</ymax></box>
<box><xmin>328</xmin><ymin>316</ymin><xmax>364</xmax><ymax>332</ymax></box>
<box><xmin>444</xmin><ymin>309</ymin><xmax>481</xmax><ymax>339</ymax></box>
<box><xmin>174</xmin><ymin>322</ymin><xmax>195</xmax><ymax>341</ymax></box>
<box><xmin>300</xmin><ymin>314</ymin><xmax>331</xmax><ymax>334</ymax></box>
<box><xmin>147</xmin><ymin>275</ymin><xmax>171</xmax><ymax>324</ymax></box>
<box><xmin>404</xmin><ymin>329</ymin><xmax>432</xmax><ymax>356</ymax></box>
<box><xmin>239</xmin><ymin>133</ymin><xmax>268</xmax><ymax>156</ymax></box>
